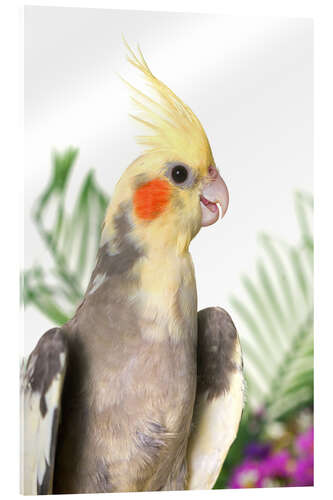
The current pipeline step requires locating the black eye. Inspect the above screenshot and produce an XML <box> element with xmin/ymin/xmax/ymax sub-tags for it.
<box><xmin>171</xmin><ymin>165</ymin><xmax>188</xmax><ymax>184</ymax></box>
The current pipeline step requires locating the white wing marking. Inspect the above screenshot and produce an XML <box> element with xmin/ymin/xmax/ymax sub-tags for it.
<box><xmin>187</xmin><ymin>337</ymin><xmax>244</xmax><ymax>489</ymax></box>
<box><xmin>21</xmin><ymin>346</ymin><xmax>66</xmax><ymax>495</ymax></box>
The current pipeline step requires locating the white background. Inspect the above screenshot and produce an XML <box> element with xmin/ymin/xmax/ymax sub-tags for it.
<box><xmin>24</xmin><ymin>7</ymin><xmax>313</xmax><ymax>355</ymax></box>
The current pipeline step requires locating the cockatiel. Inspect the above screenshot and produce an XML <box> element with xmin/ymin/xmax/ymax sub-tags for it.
<box><xmin>21</xmin><ymin>42</ymin><xmax>244</xmax><ymax>494</ymax></box>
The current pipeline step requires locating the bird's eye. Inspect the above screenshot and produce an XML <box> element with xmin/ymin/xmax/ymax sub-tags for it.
<box><xmin>171</xmin><ymin>165</ymin><xmax>188</xmax><ymax>184</ymax></box>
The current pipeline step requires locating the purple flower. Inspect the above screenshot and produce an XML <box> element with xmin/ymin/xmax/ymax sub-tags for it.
<box><xmin>292</xmin><ymin>455</ymin><xmax>314</xmax><ymax>486</ymax></box>
<box><xmin>260</xmin><ymin>450</ymin><xmax>294</xmax><ymax>487</ymax></box>
<box><xmin>228</xmin><ymin>460</ymin><xmax>263</xmax><ymax>488</ymax></box>
<box><xmin>292</xmin><ymin>427</ymin><xmax>314</xmax><ymax>486</ymax></box>
<box><xmin>295</xmin><ymin>427</ymin><xmax>314</xmax><ymax>457</ymax></box>
<box><xmin>245</xmin><ymin>442</ymin><xmax>271</xmax><ymax>460</ymax></box>
<box><xmin>228</xmin><ymin>422</ymin><xmax>314</xmax><ymax>489</ymax></box>
<box><xmin>229</xmin><ymin>449</ymin><xmax>295</xmax><ymax>489</ymax></box>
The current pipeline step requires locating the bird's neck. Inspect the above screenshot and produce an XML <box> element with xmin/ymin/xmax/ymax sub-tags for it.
<box><xmin>132</xmin><ymin>247</ymin><xmax>198</xmax><ymax>342</ymax></box>
<box><xmin>100</xmin><ymin>209</ymin><xmax>197</xmax><ymax>342</ymax></box>
<box><xmin>100</xmin><ymin>222</ymin><xmax>196</xmax><ymax>299</ymax></box>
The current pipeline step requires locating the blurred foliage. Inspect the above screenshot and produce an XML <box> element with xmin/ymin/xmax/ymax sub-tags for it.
<box><xmin>231</xmin><ymin>191</ymin><xmax>313</xmax><ymax>419</ymax></box>
<box><xmin>23</xmin><ymin>148</ymin><xmax>109</xmax><ymax>324</ymax></box>
<box><xmin>215</xmin><ymin>190</ymin><xmax>313</xmax><ymax>488</ymax></box>
<box><xmin>23</xmin><ymin>149</ymin><xmax>313</xmax><ymax>489</ymax></box>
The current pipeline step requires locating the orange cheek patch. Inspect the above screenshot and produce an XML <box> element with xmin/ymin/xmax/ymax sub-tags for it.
<box><xmin>133</xmin><ymin>179</ymin><xmax>171</xmax><ymax>220</ymax></box>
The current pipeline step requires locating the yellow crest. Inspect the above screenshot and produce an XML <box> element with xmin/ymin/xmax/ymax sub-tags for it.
<box><xmin>122</xmin><ymin>39</ymin><xmax>214</xmax><ymax>169</ymax></box>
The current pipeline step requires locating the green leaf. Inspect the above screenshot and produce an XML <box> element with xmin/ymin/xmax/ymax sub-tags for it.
<box><xmin>23</xmin><ymin>148</ymin><xmax>109</xmax><ymax>325</ymax></box>
<box><xmin>259</xmin><ymin>233</ymin><xmax>296</xmax><ymax>317</ymax></box>
<box><xmin>229</xmin><ymin>192</ymin><xmax>313</xmax><ymax>423</ymax></box>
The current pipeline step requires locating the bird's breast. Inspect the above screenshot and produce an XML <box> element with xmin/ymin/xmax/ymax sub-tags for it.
<box><xmin>55</xmin><ymin>249</ymin><xmax>198</xmax><ymax>492</ymax></box>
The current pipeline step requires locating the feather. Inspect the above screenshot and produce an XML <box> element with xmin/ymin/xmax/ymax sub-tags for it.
<box><xmin>20</xmin><ymin>328</ymin><xmax>68</xmax><ymax>495</ymax></box>
<box><xmin>121</xmin><ymin>37</ymin><xmax>214</xmax><ymax>167</ymax></box>
<box><xmin>186</xmin><ymin>308</ymin><xmax>245</xmax><ymax>489</ymax></box>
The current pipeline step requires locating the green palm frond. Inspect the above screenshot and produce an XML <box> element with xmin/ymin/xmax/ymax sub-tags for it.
<box><xmin>23</xmin><ymin>148</ymin><xmax>109</xmax><ymax>324</ymax></box>
<box><xmin>230</xmin><ymin>192</ymin><xmax>313</xmax><ymax>421</ymax></box>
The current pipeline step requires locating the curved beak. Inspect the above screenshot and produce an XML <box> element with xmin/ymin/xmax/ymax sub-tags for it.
<box><xmin>200</xmin><ymin>167</ymin><xmax>229</xmax><ymax>227</ymax></box>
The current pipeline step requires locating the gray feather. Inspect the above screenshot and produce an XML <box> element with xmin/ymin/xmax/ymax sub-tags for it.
<box><xmin>21</xmin><ymin>328</ymin><xmax>68</xmax><ymax>495</ymax></box>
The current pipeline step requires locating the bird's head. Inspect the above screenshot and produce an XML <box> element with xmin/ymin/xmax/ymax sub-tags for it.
<box><xmin>103</xmin><ymin>42</ymin><xmax>229</xmax><ymax>256</ymax></box>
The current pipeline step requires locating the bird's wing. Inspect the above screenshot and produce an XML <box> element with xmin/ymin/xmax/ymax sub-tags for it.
<box><xmin>20</xmin><ymin>327</ymin><xmax>68</xmax><ymax>495</ymax></box>
<box><xmin>186</xmin><ymin>307</ymin><xmax>245</xmax><ymax>490</ymax></box>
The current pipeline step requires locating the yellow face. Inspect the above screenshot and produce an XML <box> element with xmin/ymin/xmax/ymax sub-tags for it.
<box><xmin>104</xmin><ymin>150</ymin><xmax>227</xmax><ymax>255</ymax></box>
<box><xmin>103</xmin><ymin>42</ymin><xmax>229</xmax><ymax>255</ymax></box>
<box><xmin>111</xmin><ymin>152</ymin><xmax>203</xmax><ymax>251</ymax></box>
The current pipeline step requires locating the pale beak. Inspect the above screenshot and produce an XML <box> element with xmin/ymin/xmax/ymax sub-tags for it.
<box><xmin>200</xmin><ymin>166</ymin><xmax>229</xmax><ymax>227</ymax></box>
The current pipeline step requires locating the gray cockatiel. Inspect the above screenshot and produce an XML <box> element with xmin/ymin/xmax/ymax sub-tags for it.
<box><xmin>21</xmin><ymin>43</ymin><xmax>244</xmax><ymax>494</ymax></box>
